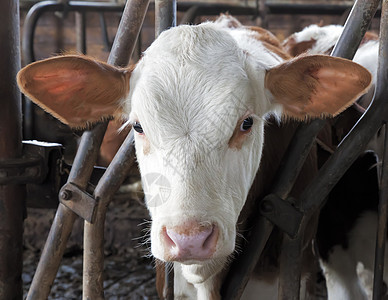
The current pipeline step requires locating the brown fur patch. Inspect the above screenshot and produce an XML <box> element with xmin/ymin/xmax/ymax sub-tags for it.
<box><xmin>98</xmin><ymin>120</ymin><xmax>131</xmax><ymax>166</ymax></box>
<box><xmin>246</xmin><ymin>26</ymin><xmax>282</xmax><ymax>48</ymax></box>
<box><xmin>361</xmin><ymin>31</ymin><xmax>379</xmax><ymax>45</ymax></box>
<box><xmin>246</xmin><ymin>26</ymin><xmax>291</xmax><ymax>60</ymax></box>
<box><xmin>283</xmin><ymin>36</ymin><xmax>318</xmax><ymax>57</ymax></box>
<box><xmin>155</xmin><ymin>260</ymin><xmax>166</xmax><ymax>299</ymax></box>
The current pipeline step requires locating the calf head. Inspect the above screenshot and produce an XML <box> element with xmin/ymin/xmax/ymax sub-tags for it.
<box><xmin>18</xmin><ymin>22</ymin><xmax>371</xmax><ymax>283</ymax></box>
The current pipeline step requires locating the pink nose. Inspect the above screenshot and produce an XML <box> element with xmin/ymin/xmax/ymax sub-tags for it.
<box><xmin>162</xmin><ymin>221</ymin><xmax>219</xmax><ymax>261</ymax></box>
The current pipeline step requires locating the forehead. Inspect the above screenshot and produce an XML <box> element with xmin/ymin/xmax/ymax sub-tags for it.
<box><xmin>129</xmin><ymin>24</ymin><xmax>252</xmax><ymax>144</ymax></box>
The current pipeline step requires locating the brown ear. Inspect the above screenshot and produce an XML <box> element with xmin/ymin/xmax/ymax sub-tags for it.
<box><xmin>265</xmin><ymin>55</ymin><xmax>372</xmax><ymax>119</ymax></box>
<box><xmin>17</xmin><ymin>55</ymin><xmax>132</xmax><ymax>128</ymax></box>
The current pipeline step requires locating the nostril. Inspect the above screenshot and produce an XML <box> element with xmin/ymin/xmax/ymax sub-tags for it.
<box><xmin>166</xmin><ymin>225</ymin><xmax>213</xmax><ymax>249</ymax></box>
<box><xmin>162</xmin><ymin>227</ymin><xmax>176</xmax><ymax>247</ymax></box>
<box><xmin>203</xmin><ymin>225</ymin><xmax>218</xmax><ymax>249</ymax></box>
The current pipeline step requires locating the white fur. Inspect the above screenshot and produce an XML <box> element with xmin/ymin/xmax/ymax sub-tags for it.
<box><xmin>353</xmin><ymin>41</ymin><xmax>379</xmax><ymax>81</ymax></box>
<box><xmin>357</xmin><ymin>262</ymin><xmax>374</xmax><ymax>300</ymax></box>
<box><xmin>126</xmin><ymin>21</ymin><xmax>282</xmax><ymax>288</ymax></box>
<box><xmin>321</xmin><ymin>211</ymin><xmax>388</xmax><ymax>300</ymax></box>
<box><xmin>284</xmin><ymin>24</ymin><xmax>343</xmax><ymax>55</ymax></box>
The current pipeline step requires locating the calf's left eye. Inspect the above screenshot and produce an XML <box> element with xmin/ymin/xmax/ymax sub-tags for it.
<box><xmin>240</xmin><ymin>116</ymin><xmax>253</xmax><ymax>131</ymax></box>
<box><xmin>133</xmin><ymin>121</ymin><xmax>144</xmax><ymax>134</ymax></box>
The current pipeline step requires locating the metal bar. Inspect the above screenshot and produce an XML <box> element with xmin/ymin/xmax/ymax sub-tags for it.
<box><xmin>82</xmin><ymin>0</ymin><xmax>150</xmax><ymax>298</ymax></box>
<box><xmin>266</xmin><ymin>3</ymin><xmax>361</xmax><ymax>15</ymax></box>
<box><xmin>373</xmin><ymin>1</ymin><xmax>388</xmax><ymax>298</ymax></box>
<box><xmin>179</xmin><ymin>5</ymin><xmax>199</xmax><ymax>25</ymax></box>
<box><xmin>221</xmin><ymin>217</ymin><xmax>274</xmax><ymax>299</ymax></box>
<box><xmin>107</xmin><ymin>0</ymin><xmax>149</xmax><ymax>67</ymax></box>
<box><xmin>275</xmin><ymin>0</ymin><xmax>380</xmax><ymax>203</ymax></box>
<box><xmin>222</xmin><ymin>0</ymin><xmax>380</xmax><ymax>299</ymax></box>
<box><xmin>174</xmin><ymin>2</ymin><xmax>353</xmax><ymax>16</ymax></box>
<box><xmin>76</xmin><ymin>11</ymin><xmax>86</xmax><ymax>54</ymax></box>
<box><xmin>22</xmin><ymin>1</ymin><xmax>124</xmax><ymax>64</ymax></box>
<box><xmin>258</xmin><ymin>0</ymin><xmax>268</xmax><ymax>28</ymax></box>
<box><xmin>26</xmin><ymin>126</ymin><xmax>107</xmax><ymax>300</ymax></box>
<box><xmin>278</xmin><ymin>236</ymin><xmax>304</xmax><ymax>300</ymax></box>
<box><xmin>373</xmin><ymin>124</ymin><xmax>388</xmax><ymax>300</ymax></box>
<box><xmin>155</xmin><ymin>0</ymin><xmax>176</xmax><ymax>38</ymax></box>
<box><xmin>99</xmin><ymin>13</ymin><xmax>112</xmax><ymax>51</ymax></box>
<box><xmin>0</xmin><ymin>0</ymin><xmax>24</xmax><ymax>299</ymax></box>
<box><xmin>155</xmin><ymin>1</ymin><xmax>176</xmax><ymax>297</ymax></box>
<box><xmin>83</xmin><ymin>131</ymin><xmax>135</xmax><ymax>299</ymax></box>
<box><xmin>278</xmin><ymin>1</ymin><xmax>380</xmax><ymax>299</ymax></box>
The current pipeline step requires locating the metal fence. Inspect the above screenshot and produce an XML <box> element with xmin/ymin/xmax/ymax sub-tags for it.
<box><xmin>1</xmin><ymin>0</ymin><xmax>387</xmax><ymax>299</ymax></box>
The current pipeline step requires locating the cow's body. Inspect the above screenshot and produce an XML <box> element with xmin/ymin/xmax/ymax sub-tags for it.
<box><xmin>17</xmin><ymin>16</ymin><xmax>371</xmax><ymax>299</ymax></box>
<box><xmin>284</xmin><ymin>24</ymin><xmax>385</xmax><ymax>300</ymax></box>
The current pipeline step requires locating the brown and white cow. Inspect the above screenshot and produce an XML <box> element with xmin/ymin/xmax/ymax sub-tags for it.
<box><xmin>17</xmin><ymin>16</ymin><xmax>371</xmax><ymax>299</ymax></box>
<box><xmin>283</xmin><ymin>24</ymin><xmax>379</xmax><ymax>114</ymax></box>
<box><xmin>284</xmin><ymin>24</ymin><xmax>385</xmax><ymax>300</ymax></box>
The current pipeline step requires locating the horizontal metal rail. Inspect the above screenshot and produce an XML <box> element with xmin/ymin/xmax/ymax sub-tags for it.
<box><xmin>22</xmin><ymin>1</ymin><xmax>124</xmax><ymax>64</ymax></box>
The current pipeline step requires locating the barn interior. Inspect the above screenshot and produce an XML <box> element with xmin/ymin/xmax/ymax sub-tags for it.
<box><xmin>0</xmin><ymin>0</ymin><xmax>385</xmax><ymax>299</ymax></box>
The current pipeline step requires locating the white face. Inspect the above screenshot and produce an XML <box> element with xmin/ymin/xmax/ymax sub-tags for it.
<box><xmin>126</xmin><ymin>23</ymin><xmax>274</xmax><ymax>282</ymax></box>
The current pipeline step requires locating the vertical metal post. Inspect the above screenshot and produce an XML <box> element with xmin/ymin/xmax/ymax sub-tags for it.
<box><xmin>82</xmin><ymin>1</ymin><xmax>150</xmax><ymax>299</ymax></box>
<box><xmin>76</xmin><ymin>12</ymin><xmax>87</xmax><ymax>54</ymax></box>
<box><xmin>373</xmin><ymin>123</ymin><xmax>388</xmax><ymax>300</ymax></box>
<box><xmin>83</xmin><ymin>131</ymin><xmax>136</xmax><ymax>299</ymax></box>
<box><xmin>155</xmin><ymin>1</ymin><xmax>176</xmax><ymax>298</ymax></box>
<box><xmin>0</xmin><ymin>0</ymin><xmax>24</xmax><ymax>299</ymax></box>
<box><xmin>155</xmin><ymin>0</ymin><xmax>176</xmax><ymax>37</ymax></box>
<box><xmin>373</xmin><ymin>1</ymin><xmax>388</xmax><ymax>298</ymax></box>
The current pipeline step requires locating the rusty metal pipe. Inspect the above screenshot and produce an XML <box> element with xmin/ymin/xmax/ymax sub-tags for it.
<box><xmin>107</xmin><ymin>0</ymin><xmax>149</xmax><ymax>67</ymax></box>
<box><xmin>373</xmin><ymin>124</ymin><xmax>388</xmax><ymax>300</ymax></box>
<box><xmin>155</xmin><ymin>0</ymin><xmax>176</xmax><ymax>38</ymax></box>
<box><xmin>372</xmin><ymin>1</ymin><xmax>388</xmax><ymax>298</ymax></box>
<box><xmin>155</xmin><ymin>1</ymin><xmax>177</xmax><ymax>297</ymax></box>
<box><xmin>22</xmin><ymin>1</ymin><xmax>124</xmax><ymax>64</ymax></box>
<box><xmin>76</xmin><ymin>11</ymin><xmax>86</xmax><ymax>54</ymax></box>
<box><xmin>26</xmin><ymin>126</ymin><xmax>107</xmax><ymax>300</ymax></box>
<box><xmin>83</xmin><ymin>131</ymin><xmax>135</xmax><ymax>299</ymax></box>
<box><xmin>0</xmin><ymin>0</ymin><xmax>24</xmax><ymax>299</ymax></box>
<box><xmin>82</xmin><ymin>0</ymin><xmax>150</xmax><ymax>298</ymax></box>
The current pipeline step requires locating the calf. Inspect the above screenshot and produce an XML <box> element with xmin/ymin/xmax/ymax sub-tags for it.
<box><xmin>17</xmin><ymin>16</ymin><xmax>371</xmax><ymax>299</ymax></box>
<box><xmin>285</xmin><ymin>25</ymin><xmax>385</xmax><ymax>300</ymax></box>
